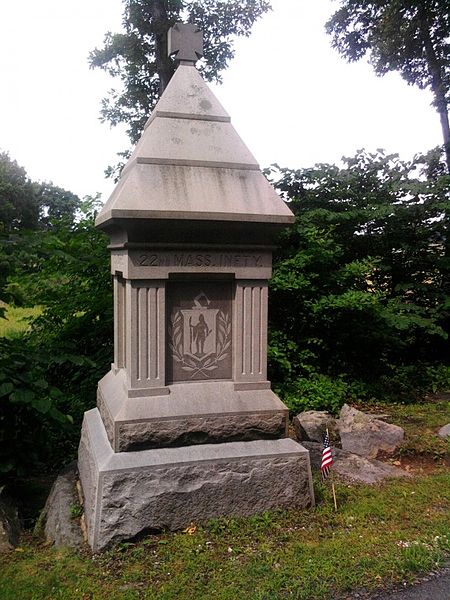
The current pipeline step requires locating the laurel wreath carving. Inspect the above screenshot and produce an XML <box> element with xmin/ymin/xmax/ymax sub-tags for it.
<box><xmin>168</xmin><ymin>310</ymin><xmax>231</xmax><ymax>379</ymax></box>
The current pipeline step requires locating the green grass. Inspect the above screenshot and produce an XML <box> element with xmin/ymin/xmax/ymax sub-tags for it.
<box><xmin>0</xmin><ymin>303</ymin><xmax>42</xmax><ymax>338</ymax></box>
<box><xmin>1</xmin><ymin>399</ymin><xmax>448</xmax><ymax>600</ymax></box>
<box><xmin>0</xmin><ymin>473</ymin><xmax>449</xmax><ymax>600</ymax></box>
<box><xmin>356</xmin><ymin>397</ymin><xmax>450</xmax><ymax>460</ymax></box>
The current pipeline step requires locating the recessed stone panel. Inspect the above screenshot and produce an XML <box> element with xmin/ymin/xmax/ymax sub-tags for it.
<box><xmin>166</xmin><ymin>281</ymin><xmax>232</xmax><ymax>382</ymax></box>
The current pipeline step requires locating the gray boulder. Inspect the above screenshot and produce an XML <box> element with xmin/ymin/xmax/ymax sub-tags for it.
<box><xmin>42</xmin><ymin>462</ymin><xmax>84</xmax><ymax>548</ymax></box>
<box><xmin>338</xmin><ymin>404</ymin><xmax>404</xmax><ymax>459</ymax></box>
<box><xmin>303</xmin><ymin>442</ymin><xmax>409</xmax><ymax>484</ymax></box>
<box><xmin>0</xmin><ymin>496</ymin><xmax>21</xmax><ymax>552</ymax></box>
<box><xmin>438</xmin><ymin>423</ymin><xmax>450</xmax><ymax>439</ymax></box>
<box><xmin>292</xmin><ymin>410</ymin><xmax>337</xmax><ymax>443</ymax></box>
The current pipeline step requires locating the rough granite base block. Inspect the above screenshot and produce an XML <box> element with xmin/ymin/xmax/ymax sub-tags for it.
<box><xmin>78</xmin><ymin>408</ymin><xmax>314</xmax><ymax>552</ymax></box>
<box><xmin>97</xmin><ymin>369</ymin><xmax>288</xmax><ymax>451</ymax></box>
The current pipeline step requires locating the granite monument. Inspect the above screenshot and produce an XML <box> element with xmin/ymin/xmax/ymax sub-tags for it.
<box><xmin>78</xmin><ymin>22</ymin><xmax>314</xmax><ymax>552</ymax></box>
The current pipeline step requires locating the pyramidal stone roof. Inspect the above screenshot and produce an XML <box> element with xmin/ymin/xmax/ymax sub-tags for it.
<box><xmin>95</xmin><ymin>63</ymin><xmax>294</xmax><ymax>228</ymax></box>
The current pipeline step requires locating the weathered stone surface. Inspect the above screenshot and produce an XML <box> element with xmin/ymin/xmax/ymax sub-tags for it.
<box><xmin>438</xmin><ymin>423</ymin><xmax>450</xmax><ymax>439</ymax></box>
<box><xmin>117</xmin><ymin>413</ymin><xmax>286</xmax><ymax>451</ymax></box>
<box><xmin>0</xmin><ymin>497</ymin><xmax>20</xmax><ymax>551</ymax></box>
<box><xmin>43</xmin><ymin>462</ymin><xmax>84</xmax><ymax>548</ymax></box>
<box><xmin>338</xmin><ymin>404</ymin><xmax>405</xmax><ymax>458</ymax></box>
<box><xmin>303</xmin><ymin>442</ymin><xmax>409</xmax><ymax>484</ymax></box>
<box><xmin>147</xmin><ymin>57</ymin><xmax>229</xmax><ymax>123</ymax></box>
<box><xmin>292</xmin><ymin>411</ymin><xmax>337</xmax><ymax>443</ymax></box>
<box><xmin>97</xmin><ymin>373</ymin><xmax>288</xmax><ymax>452</ymax></box>
<box><xmin>167</xmin><ymin>280</ymin><xmax>233</xmax><ymax>383</ymax></box>
<box><xmin>79</xmin><ymin>409</ymin><xmax>314</xmax><ymax>552</ymax></box>
<box><xmin>168</xmin><ymin>23</ymin><xmax>203</xmax><ymax>64</ymax></box>
<box><xmin>97</xmin><ymin>388</ymin><xmax>115</xmax><ymax>446</ymax></box>
<box><xmin>96</xmin><ymin>64</ymin><xmax>295</xmax><ymax>229</ymax></box>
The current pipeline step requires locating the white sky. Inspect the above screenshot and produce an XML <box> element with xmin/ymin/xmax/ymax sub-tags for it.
<box><xmin>0</xmin><ymin>0</ymin><xmax>443</xmax><ymax>202</ymax></box>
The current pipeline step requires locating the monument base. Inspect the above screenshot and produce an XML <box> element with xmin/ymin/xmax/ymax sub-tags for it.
<box><xmin>78</xmin><ymin>409</ymin><xmax>315</xmax><ymax>552</ymax></box>
<box><xmin>97</xmin><ymin>369</ymin><xmax>289</xmax><ymax>452</ymax></box>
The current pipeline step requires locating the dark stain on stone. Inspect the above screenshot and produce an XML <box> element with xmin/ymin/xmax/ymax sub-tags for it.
<box><xmin>199</xmin><ymin>99</ymin><xmax>212</xmax><ymax>111</ymax></box>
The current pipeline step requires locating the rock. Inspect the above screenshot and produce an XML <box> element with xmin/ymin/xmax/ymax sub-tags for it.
<box><xmin>303</xmin><ymin>442</ymin><xmax>409</xmax><ymax>484</ymax></box>
<box><xmin>367</xmin><ymin>413</ymin><xmax>390</xmax><ymax>421</ymax></box>
<box><xmin>42</xmin><ymin>462</ymin><xmax>84</xmax><ymax>548</ymax></box>
<box><xmin>0</xmin><ymin>497</ymin><xmax>21</xmax><ymax>551</ymax></box>
<box><xmin>292</xmin><ymin>411</ymin><xmax>337</xmax><ymax>443</ymax></box>
<box><xmin>438</xmin><ymin>423</ymin><xmax>450</xmax><ymax>439</ymax></box>
<box><xmin>337</xmin><ymin>404</ymin><xmax>404</xmax><ymax>458</ymax></box>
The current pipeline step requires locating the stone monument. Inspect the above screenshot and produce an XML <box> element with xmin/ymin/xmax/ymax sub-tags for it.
<box><xmin>78</xmin><ymin>23</ymin><xmax>314</xmax><ymax>552</ymax></box>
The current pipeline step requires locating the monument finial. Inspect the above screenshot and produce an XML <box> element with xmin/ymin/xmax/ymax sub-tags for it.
<box><xmin>168</xmin><ymin>22</ymin><xmax>203</xmax><ymax>65</ymax></box>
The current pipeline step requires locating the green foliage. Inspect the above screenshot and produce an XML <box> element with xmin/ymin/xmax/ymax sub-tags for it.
<box><xmin>326</xmin><ymin>1</ymin><xmax>449</xmax><ymax>85</ymax></box>
<box><xmin>34</xmin><ymin>182</ymin><xmax>80</xmax><ymax>227</ymax></box>
<box><xmin>386</xmin><ymin>396</ymin><xmax>450</xmax><ymax>457</ymax></box>
<box><xmin>0</xmin><ymin>305</ymin><xmax>42</xmax><ymax>339</ymax></box>
<box><xmin>0</xmin><ymin>152</ymin><xmax>81</xmax><ymax>298</ymax></box>
<box><xmin>0</xmin><ymin>151</ymin><xmax>81</xmax><ymax>235</ymax></box>
<box><xmin>425</xmin><ymin>364</ymin><xmax>450</xmax><ymax>393</ymax></box>
<box><xmin>0</xmin><ymin>337</ymin><xmax>73</xmax><ymax>479</ymax></box>
<box><xmin>0</xmin><ymin>152</ymin><xmax>39</xmax><ymax>233</ymax></box>
<box><xmin>69</xmin><ymin>502</ymin><xmax>83</xmax><ymax>519</ymax></box>
<box><xmin>90</xmin><ymin>0</ymin><xmax>271</xmax><ymax>176</ymax></box>
<box><xmin>268</xmin><ymin>149</ymin><xmax>450</xmax><ymax>407</ymax></box>
<box><xmin>0</xmin><ymin>197</ymin><xmax>112</xmax><ymax>482</ymax></box>
<box><xmin>267</xmin><ymin>329</ymin><xmax>300</xmax><ymax>383</ymax></box>
<box><xmin>282</xmin><ymin>374</ymin><xmax>349</xmax><ymax>415</ymax></box>
<box><xmin>19</xmin><ymin>196</ymin><xmax>113</xmax><ymax>418</ymax></box>
<box><xmin>3</xmin><ymin>146</ymin><xmax>450</xmax><ymax>478</ymax></box>
<box><xmin>326</xmin><ymin>1</ymin><xmax>450</xmax><ymax>171</ymax></box>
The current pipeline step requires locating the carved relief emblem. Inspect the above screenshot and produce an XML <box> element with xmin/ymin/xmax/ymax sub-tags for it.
<box><xmin>169</xmin><ymin>291</ymin><xmax>231</xmax><ymax>379</ymax></box>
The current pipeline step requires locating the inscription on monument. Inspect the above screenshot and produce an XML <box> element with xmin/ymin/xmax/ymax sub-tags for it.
<box><xmin>137</xmin><ymin>252</ymin><xmax>264</xmax><ymax>268</ymax></box>
<box><xmin>166</xmin><ymin>281</ymin><xmax>232</xmax><ymax>383</ymax></box>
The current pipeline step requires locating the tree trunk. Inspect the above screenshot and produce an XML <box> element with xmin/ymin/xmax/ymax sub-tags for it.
<box><xmin>148</xmin><ymin>0</ymin><xmax>176</xmax><ymax>96</ymax></box>
<box><xmin>419</xmin><ymin>7</ymin><xmax>450</xmax><ymax>174</ymax></box>
<box><xmin>435</xmin><ymin>90</ymin><xmax>450</xmax><ymax>175</ymax></box>
<box><xmin>418</xmin><ymin>3</ymin><xmax>450</xmax><ymax>272</ymax></box>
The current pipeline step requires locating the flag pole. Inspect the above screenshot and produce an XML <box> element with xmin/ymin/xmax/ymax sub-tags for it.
<box><xmin>327</xmin><ymin>427</ymin><xmax>338</xmax><ymax>511</ymax></box>
<box><xmin>331</xmin><ymin>471</ymin><xmax>338</xmax><ymax>511</ymax></box>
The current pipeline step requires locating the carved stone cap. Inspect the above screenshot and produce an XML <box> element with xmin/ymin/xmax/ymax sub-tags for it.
<box><xmin>96</xmin><ymin>59</ymin><xmax>294</xmax><ymax>232</ymax></box>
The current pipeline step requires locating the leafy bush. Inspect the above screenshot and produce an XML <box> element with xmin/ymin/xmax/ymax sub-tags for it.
<box><xmin>425</xmin><ymin>364</ymin><xmax>450</xmax><ymax>394</ymax></box>
<box><xmin>0</xmin><ymin>337</ymin><xmax>72</xmax><ymax>480</ymax></box>
<box><xmin>269</xmin><ymin>149</ymin><xmax>450</xmax><ymax>399</ymax></box>
<box><xmin>282</xmin><ymin>373</ymin><xmax>349</xmax><ymax>415</ymax></box>
<box><xmin>0</xmin><ymin>198</ymin><xmax>112</xmax><ymax>482</ymax></box>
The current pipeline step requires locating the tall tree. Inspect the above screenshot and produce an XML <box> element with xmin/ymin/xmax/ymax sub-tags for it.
<box><xmin>0</xmin><ymin>152</ymin><xmax>81</xmax><ymax>234</ymax></box>
<box><xmin>34</xmin><ymin>182</ymin><xmax>80</xmax><ymax>227</ymax></box>
<box><xmin>0</xmin><ymin>152</ymin><xmax>39</xmax><ymax>233</ymax></box>
<box><xmin>89</xmin><ymin>0</ymin><xmax>271</xmax><ymax>176</ymax></box>
<box><xmin>326</xmin><ymin>1</ymin><xmax>450</xmax><ymax>173</ymax></box>
<box><xmin>0</xmin><ymin>152</ymin><xmax>81</xmax><ymax>299</ymax></box>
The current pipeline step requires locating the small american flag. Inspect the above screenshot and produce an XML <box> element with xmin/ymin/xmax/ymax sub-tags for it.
<box><xmin>321</xmin><ymin>432</ymin><xmax>333</xmax><ymax>481</ymax></box>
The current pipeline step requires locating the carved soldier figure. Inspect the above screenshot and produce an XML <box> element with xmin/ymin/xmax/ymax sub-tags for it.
<box><xmin>190</xmin><ymin>313</ymin><xmax>211</xmax><ymax>356</ymax></box>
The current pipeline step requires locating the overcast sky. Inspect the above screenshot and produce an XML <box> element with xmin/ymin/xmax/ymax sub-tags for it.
<box><xmin>0</xmin><ymin>0</ymin><xmax>443</xmax><ymax>202</ymax></box>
